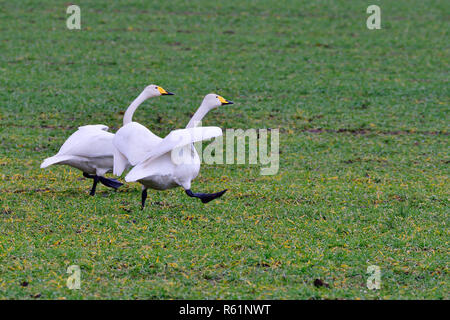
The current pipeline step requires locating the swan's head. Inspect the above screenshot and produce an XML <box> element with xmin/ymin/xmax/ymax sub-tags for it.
<box><xmin>201</xmin><ymin>93</ymin><xmax>234</xmax><ymax>109</ymax></box>
<box><xmin>143</xmin><ymin>84</ymin><xmax>174</xmax><ymax>98</ymax></box>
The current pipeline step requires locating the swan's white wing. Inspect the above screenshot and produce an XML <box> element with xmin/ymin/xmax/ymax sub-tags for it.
<box><xmin>124</xmin><ymin>154</ymin><xmax>173</xmax><ymax>182</ymax></box>
<box><xmin>57</xmin><ymin>126</ymin><xmax>115</xmax><ymax>158</ymax></box>
<box><xmin>139</xmin><ymin>126</ymin><xmax>222</xmax><ymax>163</ymax></box>
<box><xmin>112</xmin><ymin>122</ymin><xmax>162</xmax><ymax>166</ymax></box>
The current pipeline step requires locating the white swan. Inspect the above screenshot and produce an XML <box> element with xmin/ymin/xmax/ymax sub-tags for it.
<box><xmin>40</xmin><ymin>85</ymin><xmax>174</xmax><ymax>195</ymax></box>
<box><xmin>113</xmin><ymin>93</ymin><xmax>233</xmax><ymax>208</ymax></box>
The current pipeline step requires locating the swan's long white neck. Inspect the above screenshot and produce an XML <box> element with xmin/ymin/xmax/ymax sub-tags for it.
<box><xmin>186</xmin><ymin>103</ymin><xmax>212</xmax><ymax>128</ymax></box>
<box><xmin>123</xmin><ymin>91</ymin><xmax>149</xmax><ymax>126</ymax></box>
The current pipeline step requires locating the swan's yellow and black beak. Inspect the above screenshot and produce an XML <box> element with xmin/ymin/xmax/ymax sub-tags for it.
<box><xmin>218</xmin><ymin>95</ymin><xmax>233</xmax><ymax>105</ymax></box>
<box><xmin>158</xmin><ymin>86</ymin><xmax>175</xmax><ymax>95</ymax></box>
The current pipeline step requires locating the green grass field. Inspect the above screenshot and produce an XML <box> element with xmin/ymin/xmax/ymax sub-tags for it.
<box><xmin>0</xmin><ymin>0</ymin><xmax>448</xmax><ymax>299</ymax></box>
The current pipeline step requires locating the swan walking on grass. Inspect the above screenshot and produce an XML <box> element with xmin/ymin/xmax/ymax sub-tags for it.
<box><xmin>40</xmin><ymin>85</ymin><xmax>174</xmax><ymax>196</ymax></box>
<box><xmin>113</xmin><ymin>93</ymin><xmax>233</xmax><ymax>208</ymax></box>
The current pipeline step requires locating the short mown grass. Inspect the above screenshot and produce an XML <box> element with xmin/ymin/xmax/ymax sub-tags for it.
<box><xmin>0</xmin><ymin>0</ymin><xmax>448</xmax><ymax>299</ymax></box>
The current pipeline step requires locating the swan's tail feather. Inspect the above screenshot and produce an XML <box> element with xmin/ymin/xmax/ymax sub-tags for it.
<box><xmin>40</xmin><ymin>155</ymin><xmax>73</xmax><ymax>168</ymax></box>
<box><xmin>113</xmin><ymin>149</ymin><xmax>129</xmax><ymax>176</ymax></box>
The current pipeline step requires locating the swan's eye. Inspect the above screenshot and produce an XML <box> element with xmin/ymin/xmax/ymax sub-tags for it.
<box><xmin>155</xmin><ymin>87</ymin><xmax>158</xmax><ymax>89</ymax></box>
<box><xmin>216</xmin><ymin>96</ymin><xmax>218</xmax><ymax>98</ymax></box>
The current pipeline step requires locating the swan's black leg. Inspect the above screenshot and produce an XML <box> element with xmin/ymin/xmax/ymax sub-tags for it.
<box><xmin>141</xmin><ymin>189</ymin><xmax>148</xmax><ymax>209</ymax></box>
<box><xmin>89</xmin><ymin>176</ymin><xmax>100</xmax><ymax>196</ymax></box>
<box><xmin>82</xmin><ymin>173</ymin><xmax>99</xmax><ymax>196</ymax></box>
<box><xmin>185</xmin><ymin>189</ymin><xmax>227</xmax><ymax>203</ymax></box>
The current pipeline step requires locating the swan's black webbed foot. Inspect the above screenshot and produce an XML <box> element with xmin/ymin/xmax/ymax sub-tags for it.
<box><xmin>98</xmin><ymin>176</ymin><xmax>123</xmax><ymax>190</ymax></box>
<box><xmin>141</xmin><ymin>189</ymin><xmax>148</xmax><ymax>209</ymax></box>
<box><xmin>185</xmin><ymin>189</ymin><xmax>228</xmax><ymax>203</ymax></box>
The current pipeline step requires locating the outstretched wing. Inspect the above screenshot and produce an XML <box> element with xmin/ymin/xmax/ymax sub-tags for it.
<box><xmin>140</xmin><ymin>126</ymin><xmax>222</xmax><ymax>164</ymax></box>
